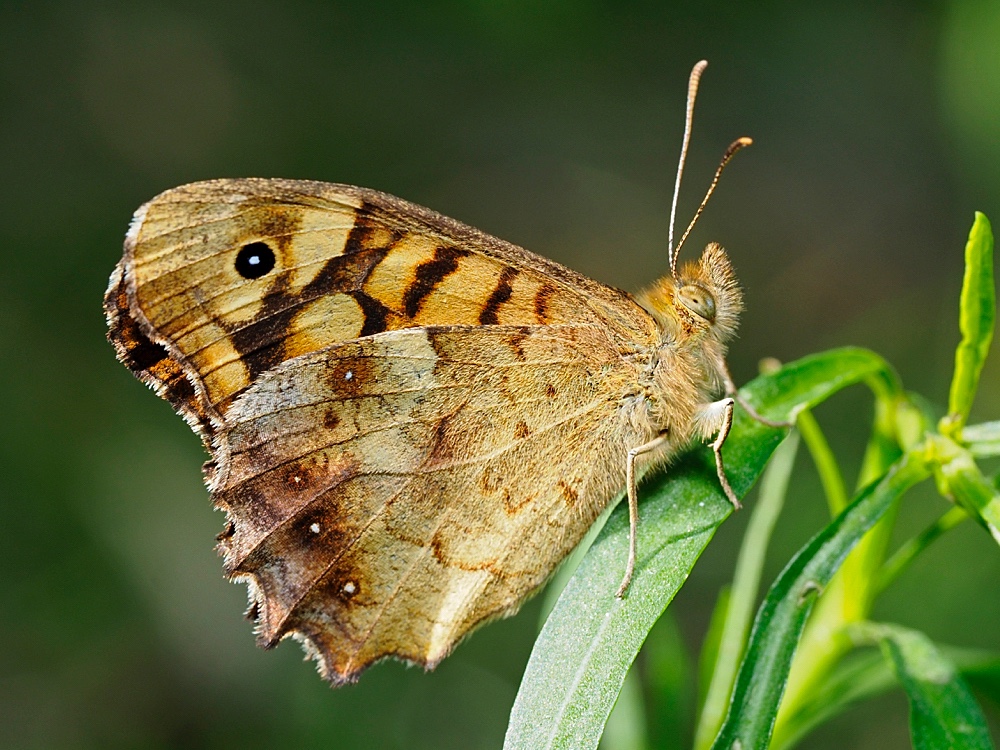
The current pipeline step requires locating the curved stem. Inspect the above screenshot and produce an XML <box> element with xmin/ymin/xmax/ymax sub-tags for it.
<box><xmin>796</xmin><ymin>410</ymin><xmax>848</xmax><ymax>516</ymax></box>
<box><xmin>874</xmin><ymin>506</ymin><xmax>970</xmax><ymax>596</ymax></box>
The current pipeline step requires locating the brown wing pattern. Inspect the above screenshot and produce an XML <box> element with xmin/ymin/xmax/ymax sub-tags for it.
<box><xmin>105</xmin><ymin>179</ymin><xmax>657</xmax><ymax>442</ymax></box>
<box><xmin>211</xmin><ymin>324</ymin><xmax>646</xmax><ymax>684</ymax></box>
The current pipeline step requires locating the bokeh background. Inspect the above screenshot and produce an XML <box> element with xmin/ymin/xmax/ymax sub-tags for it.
<box><xmin>2</xmin><ymin>1</ymin><xmax>999</xmax><ymax>748</ymax></box>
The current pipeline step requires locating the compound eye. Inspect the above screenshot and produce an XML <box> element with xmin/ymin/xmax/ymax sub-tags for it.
<box><xmin>677</xmin><ymin>284</ymin><xmax>716</xmax><ymax>321</ymax></box>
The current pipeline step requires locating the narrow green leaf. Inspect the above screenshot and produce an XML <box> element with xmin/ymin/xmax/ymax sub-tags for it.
<box><xmin>505</xmin><ymin>443</ymin><xmax>767</xmax><ymax>750</ymax></box>
<box><xmin>943</xmin><ymin>212</ymin><xmax>995</xmax><ymax>436</ymax></box>
<box><xmin>850</xmin><ymin>622</ymin><xmax>994</xmax><ymax>750</ymax></box>
<box><xmin>775</xmin><ymin>646</ymin><xmax>1000</xmax><ymax>749</ymax></box>
<box><xmin>710</xmin><ymin>452</ymin><xmax>932</xmax><ymax>750</ymax></box>
<box><xmin>874</xmin><ymin>506</ymin><xmax>970</xmax><ymax>595</ymax></box>
<box><xmin>697</xmin><ymin>585</ymin><xmax>731</xmax><ymax>716</ymax></box>
<box><xmin>504</xmin><ymin>348</ymin><xmax>896</xmax><ymax>750</ymax></box>
<box><xmin>693</xmin><ymin>433</ymin><xmax>799</xmax><ymax>750</ymax></box>
<box><xmin>741</xmin><ymin>348</ymin><xmax>902</xmax><ymax>424</ymax></box>
<box><xmin>771</xmin><ymin>383</ymin><xmax>907</xmax><ymax>739</ymax></box>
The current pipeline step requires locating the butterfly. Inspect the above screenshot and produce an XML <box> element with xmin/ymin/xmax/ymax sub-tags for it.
<box><xmin>104</xmin><ymin>61</ymin><xmax>771</xmax><ymax>685</ymax></box>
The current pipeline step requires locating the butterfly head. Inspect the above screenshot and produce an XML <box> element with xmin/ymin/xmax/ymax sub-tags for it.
<box><xmin>637</xmin><ymin>242</ymin><xmax>742</xmax><ymax>346</ymax></box>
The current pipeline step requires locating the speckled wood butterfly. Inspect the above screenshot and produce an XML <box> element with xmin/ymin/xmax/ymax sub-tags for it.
<box><xmin>105</xmin><ymin>61</ymin><xmax>770</xmax><ymax>684</ymax></box>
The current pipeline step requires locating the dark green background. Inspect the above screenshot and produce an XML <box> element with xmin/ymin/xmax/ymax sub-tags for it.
<box><xmin>2</xmin><ymin>1</ymin><xmax>998</xmax><ymax>748</ymax></box>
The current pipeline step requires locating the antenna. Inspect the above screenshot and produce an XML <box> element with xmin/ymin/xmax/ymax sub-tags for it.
<box><xmin>670</xmin><ymin>136</ymin><xmax>753</xmax><ymax>274</ymax></box>
<box><xmin>667</xmin><ymin>62</ymin><xmax>753</xmax><ymax>278</ymax></box>
<box><xmin>667</xmin><ymin>60</ymin><xmax>708</xmax><ymax>277</ymax></box>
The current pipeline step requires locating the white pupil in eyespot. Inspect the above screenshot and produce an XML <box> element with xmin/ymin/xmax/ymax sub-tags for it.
<box><xmin>235</xmin><ymin>242</ymin><xmax>276</xmax><ymax>279</ymax></box>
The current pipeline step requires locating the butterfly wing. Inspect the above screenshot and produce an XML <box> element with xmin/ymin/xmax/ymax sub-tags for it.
<box><xmin>214</xmin><ymin>323</ymin><xmax>647</xmax><ymax>683</ymax></box>
<box><xmin>105</xmin><ymin>179</ymin><xmax>665</xmax><ymax>683</ymax></box>
<box><xmin>105</xmin><ymin>179</ymin><xmax>658</xmax><ymax>443</ymax></box>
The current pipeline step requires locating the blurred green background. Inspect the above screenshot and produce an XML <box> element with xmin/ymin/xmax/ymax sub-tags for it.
<box><xmin>2</xmin><ymin>1</ymin><xmax>999</xmax><ymax>748</ymax></box>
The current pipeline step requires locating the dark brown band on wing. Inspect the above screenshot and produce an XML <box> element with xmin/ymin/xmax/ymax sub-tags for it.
<box><xmin>349</xmin><ymin>291</ymin><xmax>392</xmax><ymax>337</ymax></box>
<box><xmin>534</xmin><ymin>283</ymin><xmax>555</xmax><ymax>323</ymax></box>
<box><xmin>402</xmin><ymin>245</ymin><xmax>470</xmax><ymax>318</ymax></box>
<box><xmin>104</xmin><ymin>271</ymin><xmax>211</xmax><ymax>441</ymax></box>
<box><xmin>479</xmin><ymin>266</ymin><xmax>519</xmax><ymax>325</ymax></box>
<box><xmin>229</xmin><ymin>274</ymin><xmax>299</xmax><ymax>383</ymax></box>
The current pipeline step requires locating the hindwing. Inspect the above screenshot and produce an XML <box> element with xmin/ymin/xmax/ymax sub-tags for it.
<box><xmin>212</xmin><ymin>324</ymin><xmax>646</xmax><ymax>683</ymax></box>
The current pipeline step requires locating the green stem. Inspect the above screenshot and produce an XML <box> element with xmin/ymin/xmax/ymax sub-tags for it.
<box><xmin>874</xmin><ymin>506</ymin><xmax>970</xmax><ymax>596</ymax></box>
<box><xmin>796</xmin><ymin>410</ymin><xmax>848</xmax><ymax>516</ymax></box>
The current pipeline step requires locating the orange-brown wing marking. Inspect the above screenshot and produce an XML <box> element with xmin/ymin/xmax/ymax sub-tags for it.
<box><xmin>107</xmin><ymin>179</ymin><xmax>658</xmax><ymax>443</ymax></box>
<box><xmin>211</xmin><ymin>324</ymin><xmax>646</xmax><ymax>684</ymax></box>
<box><xmin>105</xmin><ymin>262</ymin><xmax>210</xmax><ymax>435</ymax></box>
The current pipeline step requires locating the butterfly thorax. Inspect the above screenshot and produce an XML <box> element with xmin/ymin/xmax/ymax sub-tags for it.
<box><xmin>628</xmin><ymin>242</ymin><xmax>744</xmax><ymax>444</ymax></box>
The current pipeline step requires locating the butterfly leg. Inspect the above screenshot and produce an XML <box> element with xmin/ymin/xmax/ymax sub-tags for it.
<box><xmin>698</xmin><ymin>397</ymin><xmax>741</xmax><ymax>509</ymax></box>
<box><xmin>616</xmin><ymin>431</ymin><xmax>670</xmax><ymax>599</ymax></box>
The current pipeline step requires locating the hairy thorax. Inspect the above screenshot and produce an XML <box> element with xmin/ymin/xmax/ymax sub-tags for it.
<box><xmin>616</xmin><ymin>336</ymin><xmax>722</xmax><ymax>454</ymax></box>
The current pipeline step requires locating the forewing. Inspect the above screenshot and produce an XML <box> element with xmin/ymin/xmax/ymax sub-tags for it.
<box><xmin>212</xmin><ymin>324</ymin><xmax>644</xmax><ymax>684</ymax></box>
<box><xmin>105</xmin><ymin>179</ymin><xmax>657</xmax><ymax>442</ymax></box>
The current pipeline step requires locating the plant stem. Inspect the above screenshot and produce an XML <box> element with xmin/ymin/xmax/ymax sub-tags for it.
<box><xmin>796</xmin><ymin>410</ymin><xmax>848</xmax><ymax>516</ymax></box>
<box><xmin>874</xmin><ymin>506</ymin><xmax>970</xmax><ymax>595</ymax></box>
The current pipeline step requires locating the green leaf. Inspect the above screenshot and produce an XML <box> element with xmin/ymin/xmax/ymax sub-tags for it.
<box><xmin>710</xmin><ymin>451</ymin><xmax>932</xmax><ymax>750</ymax></box>
<box><xmin>943</xmin><ymin>212</ymin><xmax>995</xmax><ymax>437</ymax></box>
<box><xmin>742</xmin><ymin>348</ymin><xmax>902</xmax><ymax>425</ymax></box>
<box><xmin>775</xmin><ymin>646</ymin><xmax>1000</xmax><ymax>749</ymax></box>
<box><xmin>504</xmin><ymin>448</ymin><xmax>762</xmax><ymax>750</ymax></box>
<box><xmin>693</xmin><ymin>433</ymin><xmax>799</xmax><ymax>750</ymax></box>
<box><xmin>771</xmin><ymin>650</ymin><xmax>895</xmax><ymax>750</ymax></box>
<box><xmin>697</xmin><ymin>585</ymin><xmax>731</xmax><ymax>716</ymax></box>
<box><xmin>850</xmin><ymin>622</ymin><xmax>995</xmax><ymax>750</ymax></box>
<box><xmin>771</xmin><ymin>383</ymin><xmax>907</xmax><ymax>741</ymax></box>
<box><xmin>504</xmin><ymin>348</ymin><xmax>896</xmax><ymax>750</ymax></box>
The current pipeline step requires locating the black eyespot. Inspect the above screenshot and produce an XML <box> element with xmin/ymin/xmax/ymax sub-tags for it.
<box><xmin>234</xmin><ymin>242</ymin><xmax>276</xmax><ymax>279</ymax></box>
